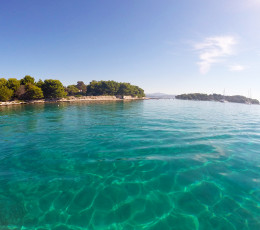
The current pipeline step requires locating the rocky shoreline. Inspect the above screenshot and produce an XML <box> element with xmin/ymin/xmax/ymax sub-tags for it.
<box><xmin>0</xmin><ymin>95</ymin><xmax>147</xmax><ymax>106</ymax></box>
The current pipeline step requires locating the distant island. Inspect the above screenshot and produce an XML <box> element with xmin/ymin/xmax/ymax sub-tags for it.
<box><xmin>0</xmin><ymin>76</ymin><xmax>145</xmax><ymax>105</ymax></box>
<box><xmin>146</xmin><ymin>93</ymin><xmax>175</xmax><ymax>99</ymax></box>
<box><xmin>176</xmin><ymin>93</ymin><xmax>259</xmax><ymax>104</ymax></box>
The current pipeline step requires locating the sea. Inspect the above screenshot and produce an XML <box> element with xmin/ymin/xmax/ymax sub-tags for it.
<box><xmin>0</xmin><ymin>99</ymin><xmax>259</xmax><ymax>229</ymax></box>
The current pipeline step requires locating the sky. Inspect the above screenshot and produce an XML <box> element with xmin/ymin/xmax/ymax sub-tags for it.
<box><xmin>1</xmin><ymin>0</ymin><xmax>260</xmax><ymax>99</ymax></box>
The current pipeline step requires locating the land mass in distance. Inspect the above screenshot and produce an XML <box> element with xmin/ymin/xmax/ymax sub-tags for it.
<box><xmin>175</xmin><ymin>93</ymin><xmax>259</xmax><ymax>104</ymax></box>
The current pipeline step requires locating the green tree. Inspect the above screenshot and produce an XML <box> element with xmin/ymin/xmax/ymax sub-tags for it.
<box><xmin>117</xmin><ymin>83</ymin><xmax>132</xmax><ymax>96</ymax></box>
<box><xmin>86</xmin><ymin>80</ymin><xmax>101</xmax><ymax>96</ymax></box>
<box><xmin>76</xmin><ymin>81</ymin><xmax>87</xmax><ymax>94</ymax></box>
<box><xmin>0</xmin><ymin>78</ymin><xmax>7</xmax><ymax>86</ymax></box>
<box><xmin>86</xmin><ymin>80</ymin><xmax>120</xmax><ymax>96</ymax></box>
<box><xmin>86</xmin><ymin>80</ymin><xmax>145</xmax><ymax>97</ymax></box>
<box><xmin>0</xmin><ymin>85</ymin><xmax>13</xmax><ymax>101</ymax></box>
<box><xmin>66</xmin><ymin>85</ymin><xmax>79</xmax><ymax>95</ymax></box>
<box><xmin>6</xmin><ymin>78</ymin><xmax>20</xmax><ymax>92</ymax></box>
<box><xmin>36</xmin><ymin>79</ymin><xmax>44</xmax><ymax>88</ymax></box>
<box><xmin>42</xmin><ymin>79</ymin><xmax>67</xmax><ymax>98</ymax></box>
<box><xmin>131</xmin><ymin>85</ymin><xmax>145</xmax><ymax>98</ymax></box>
<box><xmin>20</xmin><ymin>75</ymin><xmax>35</xmax><ymax>85</ymax></box>
<box><xmin>101</xmin><ymin>81</ymin><xmax>120</xmax><ymax>95</ymax></box>
<box><xmin>23</xmin><ymin>83</ymin><xmax>44</xmax><ymax>100</ymax></box>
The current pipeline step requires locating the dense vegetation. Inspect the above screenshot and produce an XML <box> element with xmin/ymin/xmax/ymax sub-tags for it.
<box><xmin>176</xmin><ymin>93</ymin><xmax>259</xmax><ymax>104</ymax></box>
<box><xmin>0</xmin><ymin>76</ymin><xmax>145</xmax><ymax>102</ymax></box>
<box><xmin>86</xmin><ymin>80</ymin><xmax>145</xmax><ymax>98</ymax></box>
<box><xmin>0</xmin><ymin>76</ymin><xmax>66</xmax><ymax>101</ymax></box>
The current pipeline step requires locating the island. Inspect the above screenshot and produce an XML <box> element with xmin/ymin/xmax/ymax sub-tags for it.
<box><xmin>0</xmin><ymin>76</ymin><xmax>146</xmax><ymax>106</ymax></box>
<box><xmin>175</xmin><ymin>93</ymin><xmax>259</xmax><ymax>104</ymax></box>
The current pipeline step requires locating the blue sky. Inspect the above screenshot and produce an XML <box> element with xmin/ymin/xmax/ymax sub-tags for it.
<box><xmin>1</xmin><ymin>0</ymin><xmax>260</xmax><ymax>98</ymax></box>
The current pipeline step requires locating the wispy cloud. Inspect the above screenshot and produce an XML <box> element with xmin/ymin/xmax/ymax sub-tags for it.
<box><xmin>229</xmin><ymin>64</ymin><xmax>246</xmax><ymax>71</ymax></box>
<box><xmin>194</xmin><ymin>36</ymin><xmax>237</xmax><ymax>74</ymax></box>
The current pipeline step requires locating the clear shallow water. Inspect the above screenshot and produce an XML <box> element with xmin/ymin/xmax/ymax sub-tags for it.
<box><xmin>0</xmin><ymin>100</ymin><xmax>259</xmax><ymax>230</ymax></box>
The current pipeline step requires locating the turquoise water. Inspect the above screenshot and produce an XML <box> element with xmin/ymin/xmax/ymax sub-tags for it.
<box><xmin>0</xmin><ymin>100</ymin><xmax>259</xmax><ymax>230</ymax></box>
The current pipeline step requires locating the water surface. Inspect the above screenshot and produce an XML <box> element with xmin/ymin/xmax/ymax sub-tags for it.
<box><xmin>0</xmin><ymin>100</ymin><xmax>259</xmax><ymax>229</ymax></box>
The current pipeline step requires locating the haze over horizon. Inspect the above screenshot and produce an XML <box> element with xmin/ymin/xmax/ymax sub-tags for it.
<box><xmin>1</xmin><ymin>0</ymin><xmax>260</xmax><ymax>99</ymax></box>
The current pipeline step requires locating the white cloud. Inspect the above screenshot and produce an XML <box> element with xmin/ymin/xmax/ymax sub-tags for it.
<box><xmin>194</xmin><ymin>36</ymin><xmax>237</xmax><ymax>74</ymax></box>
<box><xmin>229</xmin><ymin>65</ymin><xmax>246</xmax><ymax>71</ymax></box>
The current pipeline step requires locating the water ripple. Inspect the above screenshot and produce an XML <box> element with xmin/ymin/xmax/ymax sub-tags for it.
<box><xmin>0</xmin><ymin>100</ymin><xmax>259</xmax><ymax>229</ymax></box>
